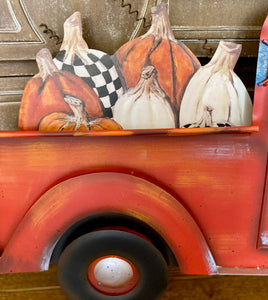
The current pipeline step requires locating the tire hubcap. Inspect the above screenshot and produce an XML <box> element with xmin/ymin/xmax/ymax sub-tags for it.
<box><xmin>88</xmin><ymin>255</ymin><xmax>139</xmax><ymax>295</ymax></box>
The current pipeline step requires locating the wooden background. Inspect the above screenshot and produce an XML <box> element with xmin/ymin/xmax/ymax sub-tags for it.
<box><xmin>2</xmin><ymin>266</ymin><xmax>268</xmax><ymax>299</ymax></box>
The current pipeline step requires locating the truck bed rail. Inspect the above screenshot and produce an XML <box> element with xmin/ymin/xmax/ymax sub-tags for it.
<box><xmin>0</xmin><ymin>126</ymin><xmax>259</xmax><ymax>138</ymax></box>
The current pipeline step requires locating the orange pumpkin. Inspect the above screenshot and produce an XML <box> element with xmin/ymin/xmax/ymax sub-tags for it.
<box><xmin>113</xmin><ymin>3</ymin><xmax>200</xmax><ymax>114</ymax></box>
<box><xmin>19</xmin><ymin>48</ymin><xmax>103</xmax><ymax>131</ymax></box>
<box><xmin>89</xmin><ymin>118</ymin><xmax>123</xmax><ymax>131</ymax></box>
<box><xmin>38</xmin><ymin>112</ymin><xmax>87</xmax><ymax>131</ymax></box>
<box><xmin>39</xmin><ymin>112</ymin><xmax>122</xmax><ymax>132</ymax></box>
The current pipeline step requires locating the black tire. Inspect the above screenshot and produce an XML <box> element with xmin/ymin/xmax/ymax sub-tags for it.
<box><xmin>57</xmin><ymin>230</ymin><xmax>168</xmax><ymax>300</ymax></box>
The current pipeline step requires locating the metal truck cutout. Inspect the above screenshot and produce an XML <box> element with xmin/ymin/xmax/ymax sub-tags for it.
<box><xmin>0</xmin><ymin>10</ymin><xmax>267</xmax><ymax>300</ymax></box>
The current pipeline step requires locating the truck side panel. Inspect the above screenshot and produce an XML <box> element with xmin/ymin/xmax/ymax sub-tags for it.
<box><xmin>0</xmin><ymin>172</ymin><xmax>217</xmax><ymax>275</ymax></box>
<box><xmin>0</xmin><ymin>132</ymin><xmax>267</xmax><ymax>271</ymax></box>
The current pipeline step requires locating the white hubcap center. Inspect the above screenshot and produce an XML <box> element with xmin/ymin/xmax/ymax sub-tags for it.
<box><xmin>94</xmin><ymin>257</ymin><xmax>134</xmax><ymax>288</ymax></box>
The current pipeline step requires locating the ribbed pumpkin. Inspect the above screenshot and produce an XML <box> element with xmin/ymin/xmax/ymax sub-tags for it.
<box><xmin>19</xmin><ymin>48</ymin><xmax>103</xmax><ymax>131</ymax></box>
<box><xmin>38</xmin><ymin>94</ymin><xmax>122</xmax><ymax>131</ymax></box>
<box><xmin>38</xmin><ymin>112</ymin><xmax>88</xmax><ymax>131</ymax></box>
<box><xmin>112</xmin><ymin>3</ymin><xmax>200</xmax><ymax>121</ymax></box>
<box><xmin>113</xmin><ymin>65</ymin><xmax>176</xmax><ymax>129</ymax></box>
<box><xmin>53</xmin><ymin>12</ymin><xmax>124</xmax><ymax>118</ymax></box>
<box><xmin>89</xmin><ymin>118</ymin><xmax>123</xmax><ymax>131</ymax></box>
<box><xmin>179</xmin><ymin>41</ymin><xmax>252</xmax><ymax>128</ymax></box>
<box><xmin>39</xmin><ymin>113</ymin><xmax>122</xmax><ymax>131</ymax></box>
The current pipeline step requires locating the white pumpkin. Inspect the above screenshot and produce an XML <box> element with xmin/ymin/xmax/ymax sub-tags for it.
<box><xmin>113</xmin><ymin>66</ymin><xmax>176</xmax><ymax>129</ymax></box>
<box><xmin>179</xmin><ymin>41</ymin><xmax>252</xmax><ymax>128</ymax></box>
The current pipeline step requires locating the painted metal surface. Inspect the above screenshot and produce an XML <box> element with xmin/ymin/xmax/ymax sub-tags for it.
<box><xmin>255</xmin><ymin>15</ymin><xmax>268</xmax><ymax>249</ymax></box>
<box><xmin>0</xmin><ymin>122</ymin><xmax>266</xmax><ymax>274</ymax></box>
<box><xmin>0</xmin><ymin>16</ymin><xmax>268</xmax><ymax>277</ymax></box>
<box><xmin>0</xmin><ymin>172</ymin><xmax>217</xmax><ymax>275</ymax></box>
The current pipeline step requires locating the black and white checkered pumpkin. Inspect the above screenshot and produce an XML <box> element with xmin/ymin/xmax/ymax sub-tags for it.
<box><xmin>53</xmin><ymin>12</ymin><xmax>125</xmax><ymax>118</ymax></box>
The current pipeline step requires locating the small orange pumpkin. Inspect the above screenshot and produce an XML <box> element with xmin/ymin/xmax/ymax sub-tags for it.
<box><xmin>89</xmin><ymin>118</ymin><xmax>123</xmax><ymax>131</ymax></box>
<box><xmin>38</xmin><ymin>112</ymin><xmax>88</xmax><ymax>131</ymax></box>
<box><xmin>39</xmin><ymin>112</ymin><xmax>122</xmax><ymax>132</ymax></box>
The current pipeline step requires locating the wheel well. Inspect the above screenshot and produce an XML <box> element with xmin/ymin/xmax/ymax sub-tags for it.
<box><xmin>51</xmin><ymin>213</ymin><xmax>178</xmax><ymax>267</ymax></box>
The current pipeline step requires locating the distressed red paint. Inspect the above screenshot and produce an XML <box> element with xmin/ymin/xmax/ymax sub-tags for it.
<box><xmin>0</xmin><ymin>17</ymin><xmax>268</xmax><ymax>280</ymax></box>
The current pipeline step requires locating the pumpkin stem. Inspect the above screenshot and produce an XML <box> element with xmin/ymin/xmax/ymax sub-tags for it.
<box><xmin>209</xmin><ymin>41</ymin><xmax>242</xmax><ymax>74</ymax></box>
<box><xmin>60</xmin><ymin>11</ymin><xmax>89</xmax><ymax>64</ymax></box>
<box><xmin>35</xmin><ymin>48</ymin><xmax>59</xmax><ymax>81</ymax></box>
<box><xmin>63</xmin><ymin>95</ymin><xmax>91</xmax><ymax>130</ymax></box>
<box><xmin>134</xmin><ymin>66</ymin><xmax>170</xmax><ymax>103</ymax></box>
<box><xmin>143</xmin><ymin>3</ymin><xmax>176</xmax><ymax>43</ymax></box>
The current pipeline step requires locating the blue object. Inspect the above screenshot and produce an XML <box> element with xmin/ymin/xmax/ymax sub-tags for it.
<box><xmin>256</xmin><ymin>40</ymin><xmax>268</xmax><ymax>86</ymax></box>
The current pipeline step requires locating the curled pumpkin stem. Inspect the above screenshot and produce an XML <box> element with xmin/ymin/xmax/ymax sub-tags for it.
<box><xmin>185</xmin><ymin>105</ymin><xmax>232</xmax><ymax>128</ymax></box>
<box><xmin>61</xmin><ymin>95</ymin><xmax>91</xmax><ymax>130</ymax></box>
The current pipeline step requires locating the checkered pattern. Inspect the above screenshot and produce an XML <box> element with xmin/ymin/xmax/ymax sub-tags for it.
<box><xmin>54</xmin><ymin>49</ymin><xmax>123</xmax><ymax>118</ymax></box>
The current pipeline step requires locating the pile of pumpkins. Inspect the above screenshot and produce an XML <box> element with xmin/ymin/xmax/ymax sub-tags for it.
<box><xmin>18</xmin><ymin>3</ymin><xmax>252</xmax><ymax>132</ymax></box>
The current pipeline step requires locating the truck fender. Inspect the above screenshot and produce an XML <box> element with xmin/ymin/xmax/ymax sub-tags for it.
<box><xmin>0</xmin><ymin>172</ymin><xmax>217</xmax><ymax>275</ymax></box>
